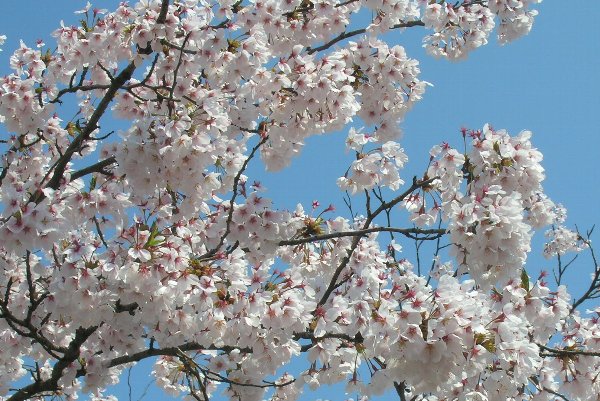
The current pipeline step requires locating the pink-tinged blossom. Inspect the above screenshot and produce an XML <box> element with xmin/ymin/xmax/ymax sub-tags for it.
<box><xmin>0</xmin><ymin>2</ymin><xmax>596</xmax><ymax>401</ymax></box>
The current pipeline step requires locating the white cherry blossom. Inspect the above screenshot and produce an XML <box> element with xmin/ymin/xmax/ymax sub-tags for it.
<box><xmin>0</xmin><ymin>1</ymin><xmax>598</xmax><ymax>401</ymax></box>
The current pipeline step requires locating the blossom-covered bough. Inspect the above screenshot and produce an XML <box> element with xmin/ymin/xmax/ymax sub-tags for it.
<box><xmin>0</xmin><ymin>1</ymin><xmax>599</xmax><ymax>400</ymax></box>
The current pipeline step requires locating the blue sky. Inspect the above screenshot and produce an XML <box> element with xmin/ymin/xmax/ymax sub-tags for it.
<box><xmin>1</xmin><ymin>1</ymin><xmax>599</xmax><ymax>400</ymax></box>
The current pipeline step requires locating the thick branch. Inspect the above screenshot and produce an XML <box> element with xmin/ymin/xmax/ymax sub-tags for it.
<box><xmin>29</xmin><ymin>61</ymin><xmax>137</xmax><ymax>205</ymax></box>
<box><xmin>394</xmin><ymin>381</ymin><xmax>408</xmax><ymax>401</ymax></box>
<box><xmin>156</xmin><ymin>0</ymin><xmax>170</xmax><ymax>24</ymax></box>
<box><xmin>8</xmin><ymin>337</ymin><xmax>248</xmax><ymax>400</ymax></box>
<box><xmin>8</xmin><ymin>326</ymin><xmax>97</xmax><ymax>401</ymax></box>
<box><xmin>70</xmin><ymin>156</ymin><xmax>117</xmax><ymax>181</ymax></box>
<box><xmin>538</xmin><ymin>343</ymin><xmax>600</xmax><ymax>358</ymax></box>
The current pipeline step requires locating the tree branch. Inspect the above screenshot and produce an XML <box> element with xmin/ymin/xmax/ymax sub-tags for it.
<box><xmin>49</xmin><ymin>83</ymin><xmax>112</xmax><ymax>104</ymax></box>
<box><xmin>198</xmin><ymin>135</ymin><xmax>269</xmax><ymax>261</ymax></box>
<box><xmin>106</xmin><ymin>343</ymin><xmax>251</xmax><ymax>369</ymax></box>
<box><xmin>571</xmin><ymin>232</ymin><xmax>599</xmax><ymax>311</ymax></box>
<box><xmin>29</xmin><ymin>0</ymin><xmax>171</xmax><ymax>205</ymax></box>
<box><xmin>306</xmin><ymin>20</ymin><xmax>424</xmax><ymax>54</ymax></box>
<box><xmin>317</xmin><ymin>177</ymin><xmax>437</xmax><ymax>306</ymax></box>
<box><xmin>70</xmin><ymin>156</ymin><xmax>117</xmax><ymax>181</ymax></box>
<box><xmin>538</xmin><ymin>343</ymin><xmax>600</xmax><ymax>358</ymax></box>
<box><xmin>29</xmin><ymin>61</ymin><xmax>137</xmax><ymax>205</ymax></box>
<box><xmin>7</xmin><ymin>326</ymin><xmax>98</xmax><ymax>401</ymax></box>
<box><xmin>279</xmin><ymin>227</ymin><xmax>445</xmax><ymax>246</ymax></box>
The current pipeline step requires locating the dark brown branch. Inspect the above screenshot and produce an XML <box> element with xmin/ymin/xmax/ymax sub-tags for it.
<box><xmin>364</xmin><ymin>189</ymin><xmax>373</xmax><ymax>218</ymax></box>
<box><xmin>571</xmin><ymin>232</ymin><xmax>599</xmax><ymax>311</ymax></box>
<box><xmin>29</xmin><ymin>61</ymin><xmax>137</xmax><ymax>204</ymax></box>
<box><xmin>93</xmin><ymin>216</ymin><xmax>109</xmax><ymax>248</ymax></box>
<box><xmin>317</xmin><ymin>177</ymin><xmax>436</xmax><ymax>306</ymax></box>
<box><xmin>0</xmin><ymin>164</ymin><xmax>8</xmax><ymax>187</ymax></box>
<box><xmin>336</xmin><ymin>0</ymin><xmax>360</xmax><ymax>7</ymax></box>
<box><xmin>49</xmin><ymin>83</ymin><xmax>112</xmax><ymax>104</ymax></box>
<box><xmin>0</xmin><ymin>134</ymin><xmax>44</xmax><ymax>187</ymax></box>
<box><xmin>1</xmin><ymin>280</ymin><xmax>65</xmax><ymax>358</ymax></box>
<box><xmin>176</xmin><ymin>352</ymin><xmax>206</xmax><ymax>399</ymax></box>
<box><xmin>394</xmin><ymin>381</ymin><xmax>408</xmax><ymax>401</ymax></box>
<box><xmin>156</xmin><ymin>0</ymin><xmax>170</xmax><ymax>24</ymax></box>
<box><xmin>29</xmin><ymin>0</ymin><xmax>171</xmax><ymax>205</ymax></box>
<box><xmin>538</xmin><ymin>343</ymin><xmax>600</xmax><ymax>358</ymax></box>
<box><xmin>167</xmin><ymin>32</ymin><xmax>192</xmax><ymax>117</ymax></box>
<box><xmin>70</xmin><ymin>156</ymin><xmax>117</xmax><ymax>181</ymax></box>
<box><xmin>6</xmin><ymin>339</ymin><xmax>247</xmax><ymax>399</ymax></box>
<box><xmin>279</xmin><ymin>227</ymin><xmax>445</xmax><ymax>246</ymax></box>
<box><xmin>22</xmin><ymin>255</ymin><xmax>49</xmax><ymax>328</ymax></box>
<box><xmin>306</xmin><ymin>20</ymin><xmax>424</xmax><ymax>54</ymax></box>
<box><xmin>127</xmin><ymin>53</ymin><xmax>161</xmax><ymax>89</ymax></box>
<box><xmin>196</xmin><ymin>363</ymin><xmax>295</xmax><ymax>389</ymax></box>
<box><xmin>161</xmin><ymin>39</ymin><xmax>198</xmax><ymax>55</ymax></box>
<box><xmin>106</xmin><ymin>342</ymin><xmax>251</xmax><ymax>369</ymax></box>
<box><xmin>543</xmin><ymin>388</ymin><xmax>571</xmax><ymax>401</ymax></box>
<box><xmin>294</xmin><ymin>331</ymin><xmax>359</xmax><ymax>350</ymax></box>
<box><xmin>114</xmin><ymin>300</ymin><xmax>139</xmax><ymax>315</ymax></box>
<box><xmin>24</xmin><ymin>251</ymin><xmax>36</xmax><ymax>307</ymax></box>
<box><xmin>7</xmin><ymin>326</ymin><xmax>97</xmax><ymax>401</ymax></box>
<box><xmin>198</xmin><ymin>136</ymin><xmax>269</xmax><ymax>261</ymax></box>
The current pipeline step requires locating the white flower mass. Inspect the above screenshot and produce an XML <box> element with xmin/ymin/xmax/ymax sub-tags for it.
<box><xmin>0</xmin><ymin>1</ymin><xmax>599</xmax><ymax>401</ymax></box>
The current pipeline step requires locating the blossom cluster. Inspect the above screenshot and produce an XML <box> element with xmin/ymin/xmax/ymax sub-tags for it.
<box><xmin>421</xmin><ymin>0</ymin><xmax>541</xmax><ymax>59</ymax></box>
<box><xmin>338</xmin><ymin>129</ymin><xmax>408</xmax><ymax>193</ymax></box>
<box><xmin>422</xmin><ymin>125</ymin><xmax>585</xmax><ymax>287</ymax></box>
<box><xmin>0</xmin><ymin>1</ymin><xmax>597</xmax><ymax>401</ymax></box>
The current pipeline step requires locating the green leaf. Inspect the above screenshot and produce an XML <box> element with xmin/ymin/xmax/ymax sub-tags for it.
<box><xmin>144</xmin><ymin>221</ymin><xmax>163</xmax><ymax>248</ymax></box>
<box><xmin>145</xmin><ymin>238</ymin><xmax>163</xmax><ymax>248</ymax></box>
<box><xmin>521</xmin><ymin>268</ymin><xmax>530</xmax><ymax>291</ymax></box>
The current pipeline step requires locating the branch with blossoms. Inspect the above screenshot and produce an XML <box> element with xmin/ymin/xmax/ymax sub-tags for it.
<box><xmin>48</xmin><ymin>53</ymin><xmax>162</xmax><ymax>106</ymax></box>
<box><xmin>306</xmin><ymin>20</ymin><xmax>425</xmax><ymax>55</ymax></box>
<box><xmin>570</xmin><ymin>229</ymin><xmax>600</xmax><ymax>310</ymax></box>
<box><xmin>28</xmin><ymin>60</ymin><xmax>138</xmax><ymax>205</ymax></box>
<box><xmin>1</xmin><ymin>278</ymin><xmax>61</xmax><ymax>359</ymax></box>
<box><xmin>2</xmin><ymin>1</ymin><xmax>599</xmax><ymax>401</ymax></box>
<box><xmin>537</xmin><ymin>344</ymin><xmax>600</xmax><ymax>358</ymax></box>
<box><xmin>27</xmin><ymin>0</ymin><xmax>169</xmax><ymax>205</ymax></box>
<box><xmin>7</xmin><ymin>326</ymin><xmax>98</xmax><ymax>401</ymax></box>
<box><xmin>105</xmin><ymin>343</ymin><xmax>252</xmax><ymax>369</ymax></box>
<box><xmin>279</xmin><ymin>226</ymin><xmax>446</xmax><ymax>246</ymax></box>
<box><xmin>198</xmin><ymin>135</ymin><xmax>270</xmax><ymax>262</ymax></box>
<box><xmin>70</xmin><ymin>156</ymin><xmax>117</xmax><ymax>181</ymax></box>
<box><xmin>318</xmin><ymin>176</ymin><xmax>437</xmax><ymax>306</ymax></box>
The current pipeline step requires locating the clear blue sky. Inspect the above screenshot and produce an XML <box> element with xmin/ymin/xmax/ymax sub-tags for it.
<box><xmin>1</xmin><ymin>1</ymin><xmax>599</xmax><ymax>400</ymax></box>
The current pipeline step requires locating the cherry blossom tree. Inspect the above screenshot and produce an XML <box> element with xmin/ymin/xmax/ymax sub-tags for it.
<box><xmin>1</xmin><ymin>1</ymin><xmax>599</xmax><ymax>401</ymax></box>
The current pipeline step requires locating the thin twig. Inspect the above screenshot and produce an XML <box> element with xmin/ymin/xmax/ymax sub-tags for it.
<box><xmin>279</xmin><ymin>227</ymin><xmax>445</xmax><ymax>246</ymax></box>
<box><xmin>198</xmin><ymin>136</ymin><xmax>269</xmax><ymax>261</ymax></box>
<box><xmin>571</xmin><ymin>232</ymin><xmax>599</xmax><ymax>311</ymax></box>
<box><xmin>306</xmin><ymin>20</ymin><xmax>424</xmax><ymax>54</ymax></box>
<box><xmin>317</xmin><ymin>177</ymin><xmax>436</xmax><ymax>306</ymax></box>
